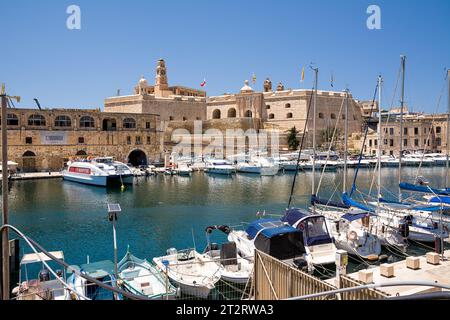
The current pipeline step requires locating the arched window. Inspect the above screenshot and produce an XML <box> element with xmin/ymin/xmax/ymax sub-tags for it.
<box><xmin>6</xmin><ymin>114</ymin><xmax>19</xmax><ymax>126</ymax></box>
<box><xmin>285</xmin><ymin>103</ymin><xmax>291</xmax><ymax>108</ymax></box>
<box><xmin>331</xmin><ymin>113</ymin><xmax>336</xmax><ymax>119</ymax></box>
<box><xmin>54</xmin><ymin>115</ymin><xmax>72</xmax><ymax>127</ymax></box>
<box><xmin>76</xmin><ymin>150</ymin><xmax>87</xmax><ymax>156</ymax></box>
<box><xmin>266</xmin><ymin>105</ymin><xmax>271</xmax><ymax>110</ymax></box>
<box><xmin>103</xmin><ymin>118</ymin><xmax>117</xmax><ymax>131</ymax></box>
<box><xmin>212</xmin><ymin>109</ymin><xmax>221</xmax><ymax>119</ymax></box>
<box><xmin>269</xmin><ymin>113</ymin><xmax>275</xmax><ymax>119</ymax></box>
<box><xmin>244</xmin><ymin>110</ymin><xmax>252</xmax><ymax>118</ymax></box>
<box><xmin>23</xmin><ymin>151</ymin><xmax>36</xmax><ymax>157</ymax></box>
<box><xmin>227</xmin><ymin>108</ymin><xmax>236</xmax><ymax>118</ymax></box>
<box><xmin>28</xmin><ymin>114</ymin><xmax>46</xmax><ymax>126</ymax></box>
<box><xmin>123</xmin><ymin>118</ymin><xmax>136</xmax><ymax>129</ymax></box>
<box><xmin>286</xmin><ymin>113</ymin><xmax>293</xmax><ymax>119</ymax></box>
<box><xmin>80</xmin><ymin>116</ymin><xmax>95</xmax><ymax>128</ymax></box>
<box><xmin>319</xmin><ymin>113</ymin><xmax>324</xmax><ymax>119</ymax></box>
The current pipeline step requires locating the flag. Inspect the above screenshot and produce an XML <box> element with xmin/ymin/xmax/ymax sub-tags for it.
<box><xmin>252</xmin><ymin>73</ymin><xmax>256</xmax><ymax>85</ymax></box>
<box><xmin>330</xmin><ymin>72</ymin><xmax>334</xmax><ymax>88</ymax></box>
<box><xmin>301</xmin><ymin>67</ymin><xmax>305</xmax><ymax>82</ymax></box>
<box><xmin>200</xmin><ymin>79</ymin><xmax>206</xmax><ymax>87</ymax></box>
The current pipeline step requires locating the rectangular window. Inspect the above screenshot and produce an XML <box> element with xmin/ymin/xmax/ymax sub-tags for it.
<box><xmin>374</xmin><ymin>140</ymin><xmax>378</xmax><ymax>146</ymax></box>
<box><xmin>127</xmin><ymin>136</ymin><xmax>131</xmax><ymax>145</ymax></box>
<box><xmin>414</xmin><ymin>139</ymin><xmax>419</xmax><ymax>147</ymax></box>
<box><xmin>78</xmin><ymin>137</ymin><xmax>85</xmax><ymax>144</ymax></box>
<box><xmin>437</xmin><ymin>138</ymin><xmax>442</xmax><ymax>146</ymax></box>
<box><xmin>390</xmin><ymin>150</ymin><xmax>394</xmax><ymax>156</ymax></box>
<box><xmin>403</xmin><ymin>139</ymin><xmax>408</xmax><ymax>147</ymax></box>
<box><xmin>147</xmin><ymin>136</ymin><xmax>151</xmax><ymax>144</ymax></box>
<box><xmin>404</xmin><ymin>128</ymin><xmax>408</xmax><ymax>135</ymax></box>
<box><xmin>369</xmin><ymin>140</ymin><xmax>372</xmax><ymax>147</ymax></box>
<box><xmin>25</xmin><ymin>137</ymin><xmax>32</xmax><ymax>144</ymax></box>
<box><xmin>390</xmin><ymin>139</ymin><xmax>394</xmax><ymax>147</ymax></box>
<box><xmin>414</xmin><ymin>127</ymin><xmax>419</xmax><ymax>135</ymax></box>
<box><xmin>136</xmin><ymin>136</ymin><xmax>141</xmax><ymax>145</ymax></box>
<box><xmin>384</xmin><ymin>139</ymin><xmax>388</xmax><ymax>145</ymax></box>
<box><xmin>146</xmin><ymin>122</ymin><xmax>151</xmax><ymax>129</ymax></box>
<box><xmin>436</xmin><ymin>126</ymin><xmax>442</xmax><ymax>134</ymax></box>
<box><xmin>389</xmin><ymin>128</ymin><xmax>394</xmax><ymax>135</ymax></box>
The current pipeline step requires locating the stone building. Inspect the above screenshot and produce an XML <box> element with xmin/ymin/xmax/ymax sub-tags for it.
<box><xmin>104</xmin><ymin>59</ymin><xmax>207</xmax><ymax>123</ymax></box>
<box><xmin>1</xmin><ymin>108</ymin><xmax>161</xmax><ymax>172</ymax></box>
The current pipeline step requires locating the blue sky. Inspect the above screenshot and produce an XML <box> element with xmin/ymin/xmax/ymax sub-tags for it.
<box><xmin>1</xmin><ymin>0</ymin><xmax>449</xmax><ymax>113</ymax></box>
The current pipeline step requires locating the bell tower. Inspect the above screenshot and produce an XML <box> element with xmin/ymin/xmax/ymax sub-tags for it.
<box><xmin>155</xmin><ymin>59</ymin><xmax>170</xmax><ymax>97</ymax></box>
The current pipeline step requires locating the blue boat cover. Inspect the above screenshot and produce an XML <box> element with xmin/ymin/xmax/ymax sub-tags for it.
<box><xmin>380</xmin><ymin>197</ymin><xmax>445</xmax><ymax>212</ymax></box>
<box><xmin>341</xmin><ymin>212</ymin><xmax>371</xmax><ymax>222</ymax></box>
<box><xmin>311</xmin><ymin>195</ymin><xmax>350</xmax><ymax>209</ymax></box>
<box><xmin>245</xmin><ymin>218</ymin><xmax>300</xmax><ymax>240</ymax></box>
<box><xmin>281</xmin><ymin>208</ymin><xmax>310</xmax><ymax>226</ymax></box>
<box><xmin>429</xmin><ymin>196</ymin><xmax>450</xmax><ymax>205</ymax></box>
<box><xmin>342</xmin><ymin>192</ymin><xmax>375</xmax><ymax>213</ymax></box>
<box><xmin>399</xmin><ymin>182</ymin><xmax>450</xmax><ymax>196</ymax></box>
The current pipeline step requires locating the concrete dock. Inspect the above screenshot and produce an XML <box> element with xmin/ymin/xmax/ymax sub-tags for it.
<box><xmin>11</xmin><ymin>172</ymin><xmax>63</xmax><ymax>181</ymax></box>
<box><xmin>327</xmin><ymin>250</ymin><xmax>450</xmax><ymax>296</ymax></box>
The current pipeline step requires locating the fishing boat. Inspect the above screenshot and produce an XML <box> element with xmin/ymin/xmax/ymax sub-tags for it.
<box><xmin>204</xmin><ymin>225</ymin><xmax>254</xmax><ymax>284</ymax></box>
<box><xmin>153</xmin><ymin>248</ymin><xmax>222</xmax><ymax>299</ymax></box>
<box><xmin>118</xmin><ymin>248</ymin><xmax>178</xmax><ymax>299</ymax></box>
<box><xmin>204</xmin><ymin>159</ymin><xmax>235</xmax><ymax>175</ymax></box>
<box><xmin>63</xmin><ymin>157</ymin><xmax>133</xmax><ymax>187</ymax></box>
<box><xmin>12</xmin><ymin>251</ymin><xmax>71</xmax><ymax>300</ymax></box>
<box><xmin>67</xmin><ymin>260</ymin><xmax>123</xmax><ymax>300</ymax></box>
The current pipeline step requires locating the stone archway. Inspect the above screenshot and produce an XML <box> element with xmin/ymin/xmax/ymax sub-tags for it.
<box><xmin>128</xmin><ymin>149</ymin><xmax>147</xmax><ymax>167</ymax></box>
<box><xmin>22</xmin><ymin>150</ymin><xmax>37</xmax><ymax>172</ymax></box>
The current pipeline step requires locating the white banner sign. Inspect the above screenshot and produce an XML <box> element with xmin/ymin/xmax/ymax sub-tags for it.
<box><xmin>40</xmin><ymin>131</ymin><xmax>68</xmax><ymax>145</ymax></box>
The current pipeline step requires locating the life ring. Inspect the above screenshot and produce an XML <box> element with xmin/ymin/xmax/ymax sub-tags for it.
<box><xmin>298</xmin><ymin>222</ymin><xmax>305</xmax><ymax>232</ymax></box>
<box><xmin>347</xmin><ymin>230</ymin><xmax>358</xmax><ymax>241</ymax></box>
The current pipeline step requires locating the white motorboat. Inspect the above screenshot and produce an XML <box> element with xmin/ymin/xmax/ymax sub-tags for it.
<box><xmin>12</xmin><ymin>251</ymin><xmax>71</xmax><ymax>300</ymax></box>
<box><xmin>204</xmin><ymin>225</ymin><xmax>254</xmax><ymax>285</ymax></box>
<box><xmin>63</xmin><ymin>157</ymin><xmax>133</xmax><ymax>187</ymax></box>
<box><xmin>176</xmin><ymin>163</ymin><xmax>193</xmax><ymax>176</ymax></box>
<box><xmin>205</xmin><ymin>159</ymin><xmax>235</xmax><ymax>175</ymax></box>
<box><xmin>236</xmin><ymin>157</ymin><xmax>279</xmax><ymax>176</ymax></box>
<box><xmin>118</xmin><ymin>248</ymin><xmax>178</xmax><ymax>299</ymax></box>
<box><xmin>153</xmin><ymin>248</ymin><xmax>222</xmax><ymax>299</ymax></box>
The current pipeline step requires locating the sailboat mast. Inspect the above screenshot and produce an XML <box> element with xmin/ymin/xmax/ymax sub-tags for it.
<box><xmin>312</xmin><ymin>67</ymin><xmax>318</xmax><ymax>212</ymax></box>
<box><xmin>377</xmin><ymin>76</ymin><xmax>383</xmax><ymax>214</ymax></box>
<box><xmin>446</xmin><ymin>69</ymin><xmax>450</xmax><ymax>189</ymax></box>
<box><xmin>343</xmin><ymin>88</ymin><xmax>349</xmax><ymax>193</ymax></box>
<box><xmin>399</xmin><ymin>55</ymin><xmax>406</xmax><ymax>202</ymax></box>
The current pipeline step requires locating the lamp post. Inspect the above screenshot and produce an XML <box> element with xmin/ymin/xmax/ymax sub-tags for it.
<box><xmin>107</xmin><ymin>203</ymin><xmax>121</xmax><ymax>280</ymax></box>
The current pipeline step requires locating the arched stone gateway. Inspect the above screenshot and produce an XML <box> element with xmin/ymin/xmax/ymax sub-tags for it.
<box><xmin>22</xmin><ymin>150</ymin><xmax>37</xmax><ymax>172</ymax></box>
<box><xmin>76</xmin><ymin>150</ymin><xmax>88</xmax><ymax>157</ymax></box>
<box><xmin>128</xmin><ymin>149</ymin><xmax>147</xmax><ymax>167</ymax></box>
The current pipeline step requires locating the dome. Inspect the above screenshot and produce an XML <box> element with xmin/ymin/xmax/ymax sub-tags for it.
<box><xmin>138</xmin><ymin>75</ymin><xmax>148</xmax><ymax>87</ymax></box>
<box><xmin>240</xmin><ymin>80</ymin><xmax>253</xmax><ymax>93</ymax></box>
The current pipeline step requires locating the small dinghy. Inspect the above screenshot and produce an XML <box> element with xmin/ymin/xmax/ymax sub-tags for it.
<box><xmin>118</xmin><ymin>248</ymin><xmax>178</xmax><ymax>300</ymax></box>
<box><xmin>204</xmin><ymin>225</ymin><xmax>254</xmax><ymax>285</ymax></box>
<box><xmin>153</xmin><ymin>248</ymin><xmax>222</xmax><ymax>299</ymax></box>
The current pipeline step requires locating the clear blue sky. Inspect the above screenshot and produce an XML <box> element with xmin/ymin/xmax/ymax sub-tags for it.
<box><xmin>1</xmin><ymin>0</ymin><xmax>449</xmax><ymax>113</ymax></box>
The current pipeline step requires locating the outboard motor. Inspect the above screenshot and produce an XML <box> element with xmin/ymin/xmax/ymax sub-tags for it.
<box><xmin>399</xmin><ymin>222</ymin><xmax>409</xmax><ymax>238</ymax></box>
<box><xmin>38</xmin><ymin>269</ymin><xmax>50</xmax><ymax>282</ymax></box>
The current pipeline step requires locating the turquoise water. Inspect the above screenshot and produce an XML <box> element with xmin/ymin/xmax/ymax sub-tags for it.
<box><xmin>7</xmin><ymin>167</ymin><xmax>450</xmax><ymax>270</ymax></box>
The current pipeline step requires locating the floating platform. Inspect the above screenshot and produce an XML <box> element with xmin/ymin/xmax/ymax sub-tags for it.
<box><xmin>11</xmin><ymin>172</ymin><xmax>63</xmax><ymax>181</ymax></box>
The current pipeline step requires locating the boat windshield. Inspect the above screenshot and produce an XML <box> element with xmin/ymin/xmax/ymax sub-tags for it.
<box><xmin>94</xmin><ymin>158</ymin><xmax>114</xmax><ymax>164</ymax></box>
<box><xmin>304</xmin><ymin>217</ymin><xmax>333</xmax><ymax>246</ymax></box>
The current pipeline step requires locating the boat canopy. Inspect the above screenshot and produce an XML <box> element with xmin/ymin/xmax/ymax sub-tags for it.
<box><xmin>380</xmin><ymin>197</ymin><xmax>446</xmax><ymax>212</ymax></box>
<box><xmin>21</xmin><ymin>251</ymin><xmax>64</xmax><ymax>265</ymax></box>
<box><xmin>429</xmin><ymin>196</ymin><xmax>450</xmax><ymax>205</ymax></box>
<box><xmin>341</xmin><ymin>209</ymin><xmax>374</xmax><ymax>222</ymax></box>
<box><xmin>80</xmin><ymin>260</ymin><xmax>115</xmax><ymax>279</ymax></box>
<box><xmin>245</xmin><ymin>218</ymin><xmax>299</xmax><ymax>240</ymax></box>
<box><xmin>281</xmin><ymin>208</ymin><xmax>311</xmax><ymax>226</ymax></box>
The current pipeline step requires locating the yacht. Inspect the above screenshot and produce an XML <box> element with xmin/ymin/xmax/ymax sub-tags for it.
<box><xmin>63</xmin><ymin>157</ymin><xmax>133</xmax><ymax>187</ymax></box>
<box><xmin>204</xmin><ymin>159</ymin><xmax>236</xmax><ymax>175</ymax></box>
<box><xmin>236</xmin><ymin>157</ymin><xmax>279</xmax><ymax>176</ymax></box>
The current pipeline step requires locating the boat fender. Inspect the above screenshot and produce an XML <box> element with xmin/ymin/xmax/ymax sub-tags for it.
<box><xmin>378</xmin><ymin>254</ymin><xmax>388</xmax><ymax>263</ymax></box>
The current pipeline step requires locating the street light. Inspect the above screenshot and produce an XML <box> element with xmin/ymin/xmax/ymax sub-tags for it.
<box><xmin>107</xmin><ymin>203</ymin><xmax>121</xmax><ymax>280</ymax></box>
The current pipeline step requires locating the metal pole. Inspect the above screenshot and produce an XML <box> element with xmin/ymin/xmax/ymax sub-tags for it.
<box><xmin>1</xmin><ymin>92</ymin><xmax>10</xmax><ymax>300</ymax></box>
<box><xmin>377</xmin><ymin>76</ymin><xmax>383</xmax><ymax>215</ymax></box>
<box><xmin>399</xmin><ymin>55</ymin><xmax>406</xmax><ymax>202</ymax></box>
<box><xmin>446</xmin><ymin>69</ymin><xmax>450</xmax><ymax>189</ymax></box>
<box><xmin>312</xmin><ymin>68</ymin><xmax>318</xmax><ymax>212</ymax></box>
<box><xmin>343</xmin><ymin>89</ymin><xmax>349</xmax><ymax>193</ymax></box>
<box><xmin>112</xmin><ymin>217</ymin><xmax>118</xmax><ymax>280</ymax></box>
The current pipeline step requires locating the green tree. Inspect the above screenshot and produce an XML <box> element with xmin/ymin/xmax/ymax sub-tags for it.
<box><xmin>286</xmin><ymin>126</ymin><xmax>300</xmax><ymax>150</ymax></box>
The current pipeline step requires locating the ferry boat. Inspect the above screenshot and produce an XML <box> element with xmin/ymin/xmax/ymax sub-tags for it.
<box><xmin>63</xmin><ymin>157</ymin><xmax>134</xmax><ymax>187</ymax></box>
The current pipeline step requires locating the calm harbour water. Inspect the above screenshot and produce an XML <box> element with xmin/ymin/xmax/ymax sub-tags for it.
<box><xmin>7</xmin><ymin>167</ymin><xmax>450</xmax><ymax>271</ymax></box>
